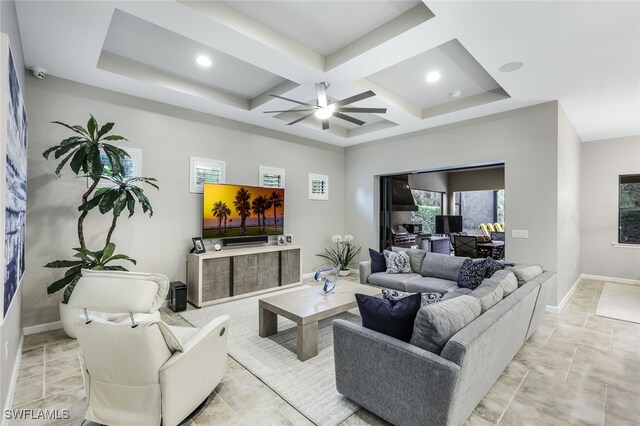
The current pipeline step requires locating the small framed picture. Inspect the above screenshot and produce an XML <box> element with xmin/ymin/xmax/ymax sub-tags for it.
<box><xmin>285</xmin><ymin>234</ymin><xmax>293</xmax><ymax>244</ymax></box>
<box><xmin>192</xmin><ymin>237</ymin><xmax>206</xmax><ymax>254</ymax></box>
<box><xmin>277</xmin><ymin>235</ymin><xmax>286</xmax><ymax>246</ymax></box>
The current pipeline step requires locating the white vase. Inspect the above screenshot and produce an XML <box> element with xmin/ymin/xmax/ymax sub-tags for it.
<box><xmin>338</xmin><ymin>269</ymin><xmax>351</xmax><ymax>277</ymax></box>
<box><xmin>59</xmin><ymin>301</ymin><xmax>81</xmax><ymax>339</ymax></box>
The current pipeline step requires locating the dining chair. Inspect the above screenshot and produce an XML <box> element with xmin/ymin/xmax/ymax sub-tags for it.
<box><xmin>490</xmin><ymin>231</ymin><xmax>506</xmax><ymax>259</ymax></box>
<box><xmin>454</xmin><ymin>235</ymin><xmax>480</xmax><ymax>258</ymax></box>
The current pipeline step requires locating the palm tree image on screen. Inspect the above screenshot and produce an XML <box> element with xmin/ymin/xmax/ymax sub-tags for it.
<box><xmin>203</xmin><ymin>184</ymin><xmax>284</xmax><ymax>238</ymax></box>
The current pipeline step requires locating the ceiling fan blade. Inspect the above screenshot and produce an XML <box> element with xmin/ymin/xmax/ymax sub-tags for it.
<box><xmin>333</xmin><ymin>112</ymin><xmax>365</xmax><ymax>126</ymax></box>
<box><xmin>338</xmin><ymin>107</ymin><xmax>387</xmax><ymax>114</ymax></box>
<box><xmin>286</xmin><ymin>112</ymin><xmax>315</xmax><ymax>126</ymax></box>
<box><xmin>269</xmin><ymin>94</ymin><xmax>315</xmax><ymax>107</ymax></box>
<box><xmin>322</xmin><ymin>119</ymin><xmax>330</xmax><ymax>130</ymax></box>
<box><xmin>263</xmin><ymin>109</ymin><xmax>316</xmax><ymax>113</ymax></box>
<box><xmin>331</xmin><ymin>90</ymin><xmax>376</xmax><ymax>108</ymax></box>
<box><xmin>315</xmin><ymin>83</ymin><xmax>328</xmax><ymax>108</ymax></box>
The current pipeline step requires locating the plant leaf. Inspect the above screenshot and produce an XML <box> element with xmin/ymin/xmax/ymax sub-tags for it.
<box><xmin>104</xmin><ymin>265</ymin><xmax>128</xmax><ymax>271</ymax></box>
<box><xmin>88</xmin><ymin>146</ymin><xmax>103</xmax><ymax>180</ymax></box>
<box><xmin>64</xmin><ymin>264</ymin><xmax>83</xmax><ymax>277</ymax></box>
<box><xmin>78</xmin><ymin>187</ymin><xmax>109</xmax><ymax>212</ymax></box>
<box><xmin>97</xmin><ymin>122</ymin><xmax>114</xmax><ymax>139</ymax></box>
<box><xmin>125</xmin><ymin>191</ymin><xmax>135</xmax><ymax>217</ymax></box>
<box><xmin>102</xmin><ymin>135</ymin><xmax>128</xmax><ymax>141</ymax></box>
<box><xmin>104</xmin><ymin>254</ymin><xmax>136</xmax><ymax>265</ymax></box>
<box><xmin>62</xmin><ymin>274</ymin><xmax>82</xmax><ymax>303</ymax></box>
<box><xmin>47</xmin><ymin>272</ymin><xmax>79</xmax><ymax>295</ymax></box>
<box><xmin>98</xmin><ymin>188</ymin><xmax>121</xmax><ymax>214</ymax></box>
<box><xmin>54</xmin><ymin>150</ymin><xmax>78</xmax><ymax>177</ymax></box>
<box><xmin>43</xmin><ymin>259</ymin><xmax>83</xmax><ymax>268</ymax></box>
<box><xmin>53</xmin><ymin>142</ymin><xmax>81</xmax><ymax>159</ymax></box>
<box><xmin>87</xmin><ymin>115</ymin><xmax>98</xmax><ymax>140</ymax></box>
<box><xmin>52</xmin><ymin>121</ymin><xmax>89</xmax><ymax>137</ymax></box>
<box><xmin>69</xmin><ymin>147</ymin><xmax>87</xmax><ymax>175</ymax></box>
<box><xmin>42</xmin><ymin>145</ymin><xmax>59</xmax><ymax>159</ymax></box>
<box><xmin>101</xmin><ymin>242</ymin><xmax>116</xmax><ymax>261</ymax></box>
<box><xmin>112</xmin><ymin>192</ymin><xmax>127</xmax><ymax>217</ymax></box>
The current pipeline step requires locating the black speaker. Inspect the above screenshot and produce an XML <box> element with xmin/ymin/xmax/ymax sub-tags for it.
<box><xmin>169</xmin><ymin>281</ymin><xmax>187</xmax><ymax>312</ymax></box>
<box><xmin>222</xmin><ymin>235</ymin><xmax>269</xmax><ymax>246</ymax></box>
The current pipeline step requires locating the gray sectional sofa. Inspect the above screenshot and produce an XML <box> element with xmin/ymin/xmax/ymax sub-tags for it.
<box><xmin>335</xmin><ymin>250</ymin><xmax>556</xmax><ymax>426</ymax></box>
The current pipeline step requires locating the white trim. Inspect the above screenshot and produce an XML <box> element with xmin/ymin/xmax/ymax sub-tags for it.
<box><xmin>1</xmin><ymin>334</ymin><xmax>23</xmax><ymax>424</ymax></box>
<box><xmin>302</xmin><ymin>272</ymin><xmax>316</xmax><ymax>279</ymax></box>
<box><xmin>611</xmin><ymin>243</ymin><xmax>640</xmax><ymax>249</ymax></box>
<box><xmin>546</xmin><ymin>276</ymin><xmax>581</xmax><ymax>313</ymax></box>
<box><xmin>23</xmin><ymin>320</ymin><xmax>61</xmax><ymax>336</ymax></box>
<box><xmin>581</xmin><ymin>274</ymin><xmax>640</xmax><ymax>285</ymax></box>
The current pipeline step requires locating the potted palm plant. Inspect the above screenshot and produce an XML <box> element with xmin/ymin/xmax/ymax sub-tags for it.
<box><xmin>42</xmin><ymin>115</ymin><xmax>158</xmax><ymax>337</ymax></box>
<box><xmin>316</xmin><ymin>234</ymin><xmax>361</xmax><ymax>276</ymax></box>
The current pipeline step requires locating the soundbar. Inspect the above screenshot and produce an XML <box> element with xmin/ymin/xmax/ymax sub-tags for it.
<box><xmin>222</xmin><ymin>235</ymin><xmax>269</xmax><ymax>246</ymax></box>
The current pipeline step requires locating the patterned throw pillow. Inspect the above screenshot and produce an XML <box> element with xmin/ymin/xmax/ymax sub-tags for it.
<box><xmin>382</xmin><ymin>289</ymin><xmax>444</xmax><ymax>306</ymax></box>
<box><xmin>384</xmin><ymin>250</ymin><xmax>413</xmax><ymax>274</ymax></box>
<box><xmin>457</xmin><ymin>258</ymin><xmax>486</xmax><ymax>289</ymax></box>
<box><xmin>484</xmin><ymin>257</ymin><xmax>507</xmax><ymax>278</ymax></box>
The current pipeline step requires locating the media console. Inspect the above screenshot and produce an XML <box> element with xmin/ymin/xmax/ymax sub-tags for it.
<box><xmin>186</xmin><ymin>244</ymin><xmax>301</xmax><ymax>307</ymax></box>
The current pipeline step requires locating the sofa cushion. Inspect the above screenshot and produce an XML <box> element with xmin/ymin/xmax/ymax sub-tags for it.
<box><xmin>457</xmin><ymin>258</ymin><xmax>486</xmax><ymax>290</ymax></box>
<box><xmin>369</xmin><ymin>248</ymin><xmax>386</xmax><ymax>274</ymax></box>
<box><xmin>367</xmin><ymin>272</ymin><xmax>420</xmax><ymax>290</ymax></box>
<box><xmin>405</xmin><ymin>249</ymin><xmax>427</xmax><ymax>273</ymax></box>
<box><xmin>421</xmin><ymin>252</ymin><xmax>469</xmax><ymax>281</ymax></box>
<box><xmin>356</xmin><ymin>293</ymin><xmax>421</xmax><ymax>342</ymax></box>
<box><xmin>410</xmin><ymin>295</ymin><xmax>482</xmax><ymax>354</ymax></box>
<box><xmin>404</xmin><ymin>276</ymin><xmax>458</xmax><ymax>294</ymax></box>
<box><xmin>382</xmin><ymin>288</ymin><xmax>444</xmax><ymax>306</ymax></box>
<box><xmin>506</xmin><ymin>264</ymin><xmax>544</xmax><ymax>286</ymax></box>
<box><xmin>470</xmin><ymin>279</ymin><xmax>504</xmax><ymax>313</ymax></box>
<box><xmin>489</xmin><ymin>270</ymin><xmax>518</xmax><ymax>296</ymax></box>
<box><xmin>441</xmin><ymin>287</ymin><xmax>473</xmax><ymax>301</ymax></box>
<box><xmin>384</xmin><ymin>251</ymin><xmax>413</xmax><ymax>274</ymax></box>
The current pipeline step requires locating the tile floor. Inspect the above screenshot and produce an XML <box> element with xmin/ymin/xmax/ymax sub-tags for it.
<box><xmin>9</xmin><ymin>278</ymin><xmax>640</xmax><ymax>425</ymax></box>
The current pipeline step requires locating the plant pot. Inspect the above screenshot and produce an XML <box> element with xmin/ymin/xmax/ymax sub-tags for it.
<box><xmin>338</xmin><ymin>269</ymin><xmax>351</xmax><ymax>277</ymax></box>
<box><xmin>59</xmin><ymin>301</ymin><xmax>81</xmax><ymax>339</ymax></box>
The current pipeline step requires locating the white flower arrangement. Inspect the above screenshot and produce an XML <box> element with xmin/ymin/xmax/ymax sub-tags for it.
<box><xmin>317</xmin><ymin>234</ymin><xmax>361</xmax><ymax>271</ymax></box>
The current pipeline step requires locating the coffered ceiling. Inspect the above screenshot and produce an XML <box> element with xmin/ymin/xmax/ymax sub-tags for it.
<box><xmin>15</xmin><ymin>1</ymin><xmax>640</xmax><ymax>146</ymax></box>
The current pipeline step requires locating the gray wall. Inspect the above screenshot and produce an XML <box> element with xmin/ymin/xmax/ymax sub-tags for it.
<box><xmin>23</xmin><ymin>76</ymin><xmax>345</xmax><ymax>327</ymax></box>
<box><xmin>345</xmin><ymin>102</ymin><xmax>564</xmax><ymax>304</ymax></box>
<box><xmin>0</xmin><ymin>0</ymin><xmax>25</xmax><ymax>414</ymax></box>
<box><xmin>557</xmin><ymin>105</ymin><xmax>582</xmax><ymax>300</ymax></box>
<box><xmin>447</xmin><ymin>167</ymin><xmax>505</xmax><ymax>192</ymax></box>
<box><xmin>581</xmin><ymin>135</ymin><xmax>640</xmax><ymax>280</ymax></box>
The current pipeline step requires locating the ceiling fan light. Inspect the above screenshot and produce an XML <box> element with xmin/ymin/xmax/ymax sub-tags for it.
<box><xmin>314</xmin><ymin>105</ymin><xmax>335</xmax><ymax>119</ymax></box>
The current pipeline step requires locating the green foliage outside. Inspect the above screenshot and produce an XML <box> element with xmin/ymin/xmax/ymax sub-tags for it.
<box><xmin>410</xmin><ymin>205</ymin><xmax>441</xmax><ymax>234</ymax></box>
<box><xmin>497</xmin><ymin>190</ymin><xmax>505</xmax><ymax>223</ymax></box>
<box><xmin>620</xmin><ymin>181</ymin><xmax>640</xmax><ymax>243</ymax></box>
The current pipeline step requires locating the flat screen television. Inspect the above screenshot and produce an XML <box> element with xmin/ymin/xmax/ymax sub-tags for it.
<box><xmin>203</xmin><ymin>183</ymin><xmax>284</xmax><ymax>238</ymax></box>
<box><xmin>435</xmin><ymin>215</ymin><xmax>463</xmax><ymax>234</ymax></box>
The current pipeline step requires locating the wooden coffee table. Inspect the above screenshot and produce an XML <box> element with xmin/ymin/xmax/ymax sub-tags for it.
<box><xmin>258</xmin><ymin>282</ymin><xmax>381</xmax><ymax>361</ymax></box>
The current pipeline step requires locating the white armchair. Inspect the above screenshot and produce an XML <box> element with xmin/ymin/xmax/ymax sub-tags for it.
<box><xmin>68</xmin><ymin>269</ymin><xmax>229</xmax><ymax>426</ymax></box>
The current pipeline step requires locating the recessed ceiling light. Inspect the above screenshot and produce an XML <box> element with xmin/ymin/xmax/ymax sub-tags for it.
<box><xmin>450</xmin><ymin>90</ymin><xmax>462</xmax><ymax>98</ymax></box>
<box><xmin>314</xmin><ymin>105</ymin><xmax>335</xmax><ymax>120</ymax></box>
<box><xmin>425</xmin><ymin>71</ymin><xmax>441</xmax><ymax>83</ymax></box>
<box><xmin>196</xmin><ymin>55</ymin><xmax>212</xmax><ymax>67</ymax></box>
<box><xmin>499</xmin><ymin>61</ymin><xmax>523</xmax><ymax>72</ymax></box>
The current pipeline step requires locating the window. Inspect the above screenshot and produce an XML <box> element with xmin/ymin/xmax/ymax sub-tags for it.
<box><xmin>309</xmin><ymin>173</ymin><xmax>329</xmax><ymax>200</ymax></box>
<box><xmin>260</xmin><ymin>166</ymin><xmax>285</xmax><ymax>188</ymax></box>
<box><xmin>410</xmin><ymin>190</ymin><xmax>444</xmax><ymax>234</ymax></box>
<box><xmin>190</xmin><ymin>157</ymin><xmax>225</xmax><ymax>193</ymax></box>
<box><xmin>619</xmin><ymin>174</ymin><xmax>640</xmax><ymax>244</ymax></box>
<box><xmin>96</xmin><ymin>147</ymin><xmax>141</xmax><ymax>187</ymax></box>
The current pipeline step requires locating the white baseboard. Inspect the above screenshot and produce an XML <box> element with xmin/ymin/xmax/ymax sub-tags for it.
<box><xmin>581</xmin><ymin>274</ymin><xmax>640</xmax><ymax>285</ymax></box>
<box><xmin>302</xmin><ymin>272</ymin><xmax>315</xmax><ymax>279</ymax></box>
<box><xmin>546</xmin><ymin>275</ymin><xmax>581</xmax><ymax>313</ymax></box>
<box><xmin>23</xmin><ymin>320</ymin><xmax>61</xmax><ymax>336</ymax></box>
<box><xmin>1</xmin><ymin>334</ymin><xmax>23</xmax><ymax>426</ymax></box>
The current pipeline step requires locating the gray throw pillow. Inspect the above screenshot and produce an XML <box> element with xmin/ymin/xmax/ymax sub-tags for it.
<box><xmin>469</xmin><ymin>279</ymin><xmax>504</xmax><ymax>313</ymax></box>
<box><xmin>506</xmin><ymin>264</ymin><xmax>543</xmax><ymax>286</ymax></box>
<box><xmin>410</xmin><ymin>295</ymin><xmax>481</xmax><ymax>354</ymax></box>
<box><xmin>382</xmin><ymin>288</ymin><xmax>444</xmax><ymax>306</ymax></box>
<box><xmin>489</xmin><ymin>270</ymin><xmax>518</xmax><ymax>296</ymax></box>
<box><xmin>420</xmin><ymin>252</ymin><xmax>469</xmax><ymax>281</ymax></box>
<box><xmin>384</xmin><ymin>250</ymin><xmax>412</xmax><ymax>274</ymax></box>
<box><xmin>406</xmin><ymin>249</ymin><xmax>427</xmax><ymax>273</ymax></box>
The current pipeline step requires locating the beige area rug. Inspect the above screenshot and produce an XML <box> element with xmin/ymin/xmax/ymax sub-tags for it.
<box><xmin>595</xmin><ymin>282</ymin><xmax>640</xmax><ymax>323</ymax></box>
<box><xmin>179</xmin><ymin>285</ymin><xmax>361</xmax><ymax>426</ymax></box>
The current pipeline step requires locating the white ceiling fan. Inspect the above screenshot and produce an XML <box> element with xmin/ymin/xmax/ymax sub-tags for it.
<box><xmin>263</xmin><ymin>82</ymin><xmax>387</xmax><ymax>130</ymax></box>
